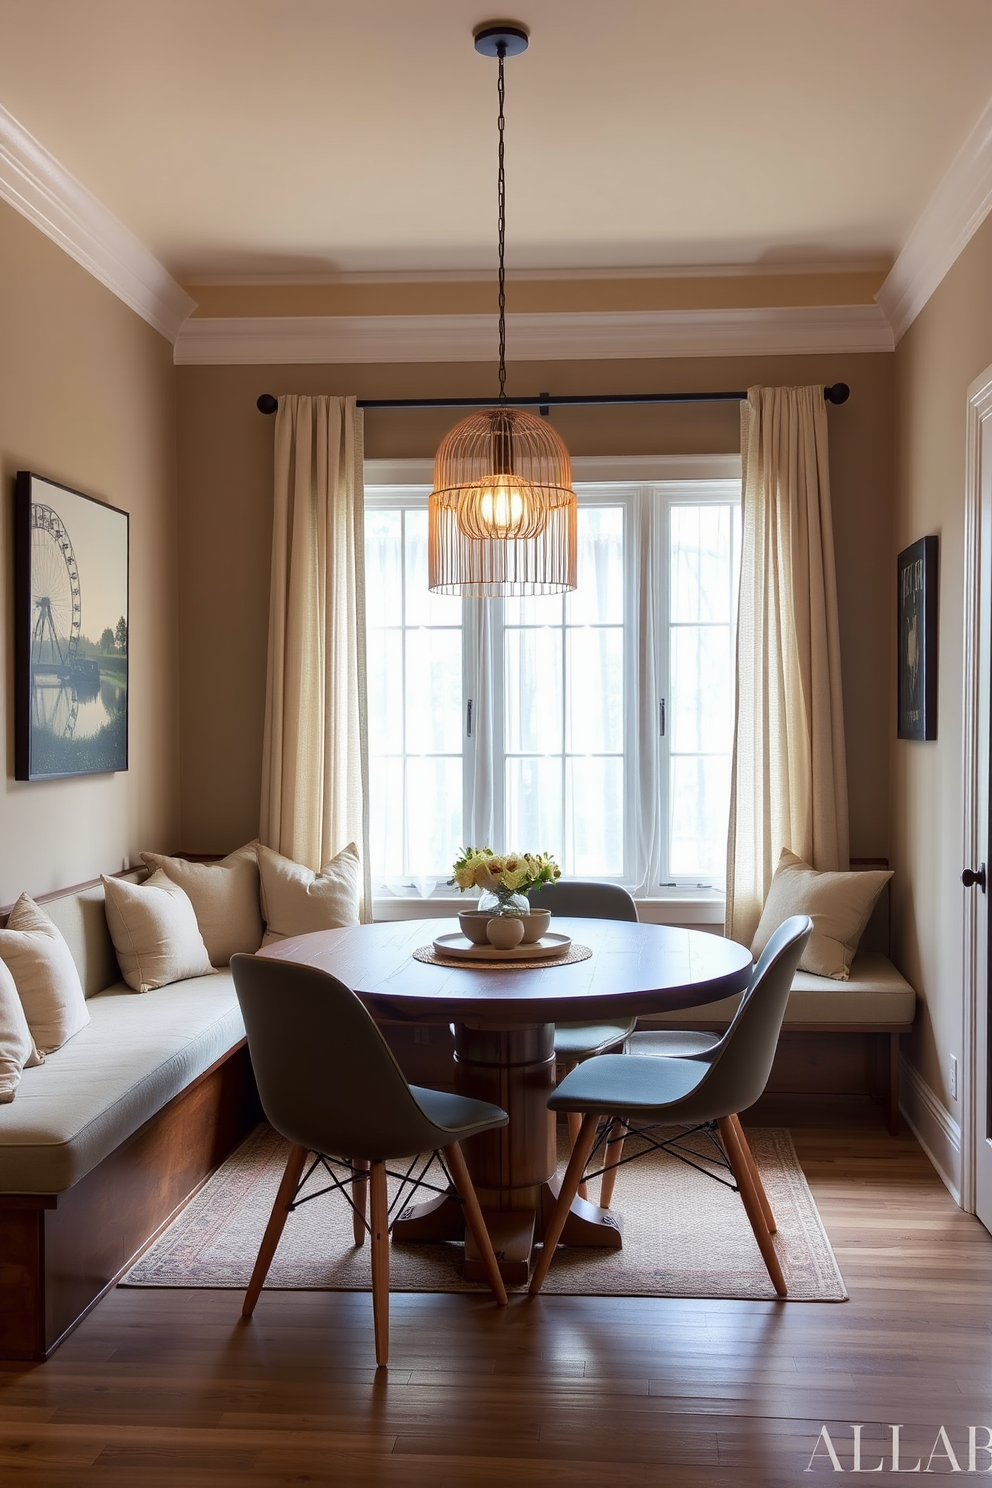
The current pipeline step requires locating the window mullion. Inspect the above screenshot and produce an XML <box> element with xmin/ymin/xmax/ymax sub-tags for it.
<box><xmin>658</xmin><ymin>486</ymin><xmax>673</xmax><ymax>887</ymax></box>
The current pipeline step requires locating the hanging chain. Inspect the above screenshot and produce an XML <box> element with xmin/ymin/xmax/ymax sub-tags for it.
<box><xmin>497</xmin><ymin>41</ymin><xmax>507</xmax><ymax>402</ymax></box>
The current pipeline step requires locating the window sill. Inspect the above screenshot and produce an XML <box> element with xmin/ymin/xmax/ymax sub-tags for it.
<box><xmin>372</xmin><ymin>893</ymin><xmax>725</xmax><ymax>927</ymax></box>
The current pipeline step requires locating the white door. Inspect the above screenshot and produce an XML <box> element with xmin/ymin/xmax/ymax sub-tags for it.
<box><xmin>964</xmin><ymin>371</ymin><xmax>992</xmax><ymax>1231</ymax></box>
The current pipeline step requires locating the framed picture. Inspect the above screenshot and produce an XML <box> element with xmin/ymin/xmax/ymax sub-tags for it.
<box><xmin>14</xmin><ymin>471</ymin><xmax>129</xmax><ymax>780</ymax></box>
<box><xmin>897</xmin><ymin>534</ymin><xmax>938</xmax><ymax>741</ymax></box>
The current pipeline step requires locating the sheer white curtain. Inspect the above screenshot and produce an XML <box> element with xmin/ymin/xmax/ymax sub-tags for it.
<box><xmin>627</xmin><ymin>494</ymin><xmax>664</xmax><ymax>896</ymax></box>
<box><xmin>464</xmin><ymin>499</ymin><xmax>650</xmax><ymax>889</ymax></box>
<box><xmin>725</xmin><ymin>386</ymin><xmax>849</xmax><ymax>945</ymax></box>
<box><xmin>260</xmin><ymin>395</ymin><xmax>372</xmax><ymax>919</ymax></box>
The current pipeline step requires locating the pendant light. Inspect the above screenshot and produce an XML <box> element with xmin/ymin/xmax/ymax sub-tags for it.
<box><xmin>428</xmin><ymin>22</ymin><xmax>577</xmax><ymax>596</ymax></box>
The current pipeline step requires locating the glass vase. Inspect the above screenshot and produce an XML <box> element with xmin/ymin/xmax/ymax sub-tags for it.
<box><xmin>478</xmin><ymin>887</ymin><xmax>530</xmax><ymax>917</ymax></box>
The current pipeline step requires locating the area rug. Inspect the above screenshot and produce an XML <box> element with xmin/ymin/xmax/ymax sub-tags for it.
<box><xmin>122</xmin><ymin>1123</ymin><xmax>847</xmax><ymax>1301</ymax></box>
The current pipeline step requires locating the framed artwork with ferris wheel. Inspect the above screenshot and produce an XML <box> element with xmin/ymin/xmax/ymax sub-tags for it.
<box><xmin>14</xmin><ymin>471</ymin><xmax>129</xmax><ymax>780</ymax></box>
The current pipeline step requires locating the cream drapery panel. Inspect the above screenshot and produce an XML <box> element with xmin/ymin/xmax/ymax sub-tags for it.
<box><xmin>259</xmin><ymin>395</ymin><xmax>371</xmax><ymax>920</ymax></box>
<box><xmin>725</xmin><ymin>385</ymin><xmax>849</xmax><ymax>945</ymax></box>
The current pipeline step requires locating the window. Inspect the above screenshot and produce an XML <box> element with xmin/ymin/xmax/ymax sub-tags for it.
<box><xmin>365</xmin><ymin>472</ymin><xmax>740</xmax><ymax>897</ymax></box>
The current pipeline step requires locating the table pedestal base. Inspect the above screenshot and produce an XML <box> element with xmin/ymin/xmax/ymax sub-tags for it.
<box><xmin>392</xmin><ymin>1181</ymin><xmax>623</xmax><ymax>1284</ymax></box>
<box><xmin>392</xmin><ymin>1019</ymin><xmax>624</xmax><ymax>1281</ymax></box>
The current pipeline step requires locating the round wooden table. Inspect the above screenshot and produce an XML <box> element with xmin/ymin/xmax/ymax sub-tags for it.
<box><xmin>259</xmin><ymin>916</ymin><xmax>752</xmax><ymax>1282</ymax></box>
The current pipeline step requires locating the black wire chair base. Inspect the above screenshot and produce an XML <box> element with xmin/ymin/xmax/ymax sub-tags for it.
<box><xmin>581</xmin><ymin>1119</ymin><xmax>739</xmax><ymax>1195</ymax></box>
<box><xmin>287</xmin><ymin>1150</ymin><xmax>460</xmax><ymax>1239</ymax></box>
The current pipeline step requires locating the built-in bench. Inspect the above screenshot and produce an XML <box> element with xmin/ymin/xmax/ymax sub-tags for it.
<box><xmin>0</xmin><ymin>880</ymin><xmax>259</xmax><ymax>1361</ymax></box>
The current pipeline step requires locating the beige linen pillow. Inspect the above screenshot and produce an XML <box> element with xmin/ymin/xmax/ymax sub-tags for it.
<box><xmin>258</xmin><ymin>842</ymin><xmax>362</xmax><ymax>945</ymax></box>
<box><xmin>0</xmin><ymin>894</ymin><xmax>90</xmax><ymax>1053</ymax></box>
<box><xmin>0</xmin><ymin>956</ymin><xmax>44</xmax><ymax>1101</ymax></box>
<box><xmin>139</xmin><ymin>842</ymin><xmax>263</xmax><ymax>966</ymax></box>
<box><xmin>750</xmin><ymin>849</ymin><xmax>892</xmax><ymax>981</ymax></box>
<box><xmin>102</xmin><ymin>871</ymin><xmax>214</xmax><ymax>992</ymax></box>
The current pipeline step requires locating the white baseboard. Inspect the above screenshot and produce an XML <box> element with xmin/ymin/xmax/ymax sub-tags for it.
<box><xmin>899</xmin><ymin>1054</ymin><xmax>962</xmax><ymax>1205</ymax></box>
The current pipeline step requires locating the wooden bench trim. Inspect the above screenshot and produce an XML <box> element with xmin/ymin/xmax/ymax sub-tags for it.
<box><xmin>634</xmin><ymin>1020</ymin><xmax>911</xmax><ymax>1135</ymax></box>
<box><xmin>0</xmin><ymin>1041</ymin><xmax>261</xmax><ymax>1362</ymax></box>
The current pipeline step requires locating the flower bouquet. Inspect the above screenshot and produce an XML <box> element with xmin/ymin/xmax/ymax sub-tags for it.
<box><xmin>450</xmin><ymin>846</ymin><xmax>561</xmax><ymax>916</ymax></box>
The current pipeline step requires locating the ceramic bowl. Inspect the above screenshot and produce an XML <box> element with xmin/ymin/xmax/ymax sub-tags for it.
<box><xmin>458</xmin><ymin>910</ymin><xmax>494</xmax><ymax>945</ymax></box>
<box><xmin>519</xmin><ymin>908</ymin><xmax>552</xmax><ymax>944</ymax></box>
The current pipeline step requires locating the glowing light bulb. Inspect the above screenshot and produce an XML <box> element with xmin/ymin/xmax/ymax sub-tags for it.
<box><xmin>456</xmin><ymin>473</ymin><xmax>548</xmax><ymax>540</ymax></box>
<box><xmin>480</xmin><ymin>475</ymin><xmax>526</xmax><ymax>535</ymax></box>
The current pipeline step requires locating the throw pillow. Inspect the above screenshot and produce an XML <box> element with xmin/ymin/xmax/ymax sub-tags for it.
<box><xmin>258</xmin><ymin>842</ymin><xmax>362</xmax><ymax>944</ymax></box>
<box><xmin>750</xmin><ymin>849</ymin><xmax>892</xmax><ymax>981</ymax></box>
<box><xmin>0</xmin><ymin>956</ymin><xmax>44</xmax><ymax>1101</ymax></box>
<box><xmin>102</xmin><ymin>871</ymin><xmax>214</xmax><ymax>992</ymax></box>
<box><xmin>139</xmin><ymin>842</ymin><xmax>263</xmax><ymax>966</ymax></box>
<box><xmin>0</xmin><ymin>894</ymin><xmax>90</xmax><ymax>1053</ymax></box>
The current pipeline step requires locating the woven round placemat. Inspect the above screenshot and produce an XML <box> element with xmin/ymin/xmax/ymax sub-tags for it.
<box><xmin>413</xmin><ymin>942</ymin><xmax>592</xmax><ymax>970</ymax></box>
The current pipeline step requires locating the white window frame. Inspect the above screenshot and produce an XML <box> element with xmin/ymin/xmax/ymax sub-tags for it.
<box><xmin>365</xmin><ymin>455</ymin><xmax>741</xmax><ymax>925</ymax></box>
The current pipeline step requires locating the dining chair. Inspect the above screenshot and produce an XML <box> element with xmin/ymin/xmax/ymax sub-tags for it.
<box><xmin>528</xmin><ymin>879</ymin><xmax>639</xmax><ymax>1198</ymax></box>
<box><xmin>599</xmin><ymin>948</ymin><xmax>775</xmax><ymax>1212</ymax></box>
<box><xmin>231</xmin><ymin>954</ymin><xmax>510</xmax><ymax>1366</ymax></box>
<box><xmin>528</xmin><ymin>914</ymin><xmax>813</xmax><ymax>1298</ymax></box>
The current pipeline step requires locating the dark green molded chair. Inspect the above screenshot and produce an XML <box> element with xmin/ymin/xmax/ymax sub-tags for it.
<box><xmin>231</xmin><ymin>954</ymin><xmax>509</xmax><ymax>1366</ymax></box>
<box><xmin>529</xmin><ymin>915</ymin><xmax>813</xmax><ymax>1299</ymax></box>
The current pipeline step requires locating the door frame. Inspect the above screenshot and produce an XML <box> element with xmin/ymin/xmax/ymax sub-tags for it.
<box><xmin>961</xmin><ymin>365</ymin><xmax>992</xmax><ymax>1215</ymax></box>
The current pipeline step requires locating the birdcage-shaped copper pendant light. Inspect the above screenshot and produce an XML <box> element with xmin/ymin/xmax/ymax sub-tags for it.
<box><xmin>428</xmin><ymin>24</ymin><xmax>577</xmax><ymax>597</ymax></box>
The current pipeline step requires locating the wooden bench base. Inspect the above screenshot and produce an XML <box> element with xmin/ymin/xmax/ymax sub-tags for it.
<box><xmin>631</xmin><ymin>1023</ymin><xmax>910</xmax><ymax>1135</ymax></box>
<box><xmin>0</xmin><ymin>1042</ymin><xmax>261</xmax><ymax>1361</ymax></box>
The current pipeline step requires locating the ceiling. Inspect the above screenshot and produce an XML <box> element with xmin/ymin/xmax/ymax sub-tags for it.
<box><xmin>0</xmin><ymin>0</ymin><xmax>991</xmax><ymax>282</ymax></box>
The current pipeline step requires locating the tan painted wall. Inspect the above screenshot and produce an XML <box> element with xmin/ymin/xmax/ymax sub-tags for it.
<box><xmin>176</xmin><ymin>351</ymin><xmax>893</xmax><ymax>860</ymax></box>
<box><xmin>892</xmin><ymin>211</ymin><xmax>992</xmax><ymax>1115</ymax></box>
<box><xmin>0</xmin><ymin>199</ymin><xmax>180</xmax><ymax>905</ymax></box>
<box><xmin>184</xmin><ymin>268</ymin><xmax>885</xmax><ymax>320</ymax></box>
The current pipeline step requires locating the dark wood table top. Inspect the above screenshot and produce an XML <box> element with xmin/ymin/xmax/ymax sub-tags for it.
<box><xmin>258</xmin><ymin>916</ymin><xmax>753</xmax><ymax>1026</ymax></box>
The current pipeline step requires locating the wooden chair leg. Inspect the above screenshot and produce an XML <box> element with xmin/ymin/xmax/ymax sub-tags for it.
<box><xmin>352</xmin><ymin>1158</ymin><xmax>369</xmax><ymax>1246</ymax></box>
<box><xmin>530</xmin><ymin>1112</ymin><xmax>601</xmax><ymax>1296</ymax></box>
<box><xmin>370</xmin><ymin>1160</ymin><xmax>390</xmax><ymax>1366</ymax></box>
<box><xmin>718</xmin><ymin>1116</ymin><xmax>787</xmax><ymax>1297</ymax></box>
<box><xmin>888</xmin><ymin>1032</ymin><xmax>900</xmax><ymax>1135</ymax></box>
<box><xmin>443</xmin><ymin>1141</ymin><xmax>508</xmax><ymax>1306</ymax></box>
<box><xmin>730</xmin><ymin>1114</ymin><xmax>776</xmax><ymax>1234</ymax></box>
<box><xmin>243</xmin><ymin>1143</ymin><xmax>308</xmax><ymax>1317</ymax></box>
<box><xmin>561</xmin><ymin>1064</ymin><xmax>590</xmax><ymax>1201</ymax></box>
<box><xmin>599</xmin><ymin>1119</ymin><xmax>626</xmax><ymax>1209</ymax></box>
<box><xmin>567</xmin><ymin>1114</ymin><xmax>591</xmax><ymax>1200</ymax></box>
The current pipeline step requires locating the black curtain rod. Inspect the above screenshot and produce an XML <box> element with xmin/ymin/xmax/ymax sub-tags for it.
<box><xmin>255</xmin><ymin>383</ymin><xmax>850</xmax><ymax>416</ymax></box>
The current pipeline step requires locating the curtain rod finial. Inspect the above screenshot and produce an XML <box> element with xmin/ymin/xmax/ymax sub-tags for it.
<box><xmin>257</xmin><ymin>394</ymin><xmax>278</xmax><ymax>415</ymax></box>
<box><xmin>824</xmin><ymin>383</ymin><xmax>850</xmax><ymax>405</ymax></box>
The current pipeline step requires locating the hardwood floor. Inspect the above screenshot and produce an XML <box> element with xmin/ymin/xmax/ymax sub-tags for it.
<box><xmin>2</xmin><ymin>1101</ymin><xmax>991</xmax><ymax>1486</ymax></box>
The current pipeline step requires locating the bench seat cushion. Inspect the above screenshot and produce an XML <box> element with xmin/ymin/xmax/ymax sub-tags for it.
<box><xmin>635</xmin><ymin>952</ymin><xmax>916</xmax><ymax>1031</ymax></box>
<box><xmin>0</xmin><ymin>971</ymin><xmax>243</xmax><ymax>1194</ymax></box>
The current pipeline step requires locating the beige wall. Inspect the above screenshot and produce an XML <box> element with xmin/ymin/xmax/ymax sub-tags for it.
<box><xmin>0</xmin><ymin>199</ymin><xmax>180</xmax><ymax>905</ymax></box>
<box><xmin>176</xmin><ymin>351</ymin><xmax>893</xmax><ymax>859</ymax></box>
<box><xmin>184</xmin><ymin>268</ymin><xmax>885</xmax><ymax>320</ymax></box>
<box><xmin>892</xmin><ymin>211</ymin><xmax>992</xmax><ymax>1114</ymax></box>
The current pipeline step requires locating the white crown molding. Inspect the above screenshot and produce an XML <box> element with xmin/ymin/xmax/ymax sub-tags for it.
<box><xmin>175</xmin><ymin>304</ymin><xmax>892</xmax><ymax>366</ymax></box>
<box><xmin>878</xmin><ymin>94</ymin><xmax>992</xmax><ymax>343</ymax></box>
<box><xmin>0</xmin><ymin>102</ymin><xmax>194</xmax><ymax>342</ymax></box>
<box><xmin>364</xmin><ymin>454</ymin><xmax>742</xmax><ymax>486</ymax></box>
<box><xmin>900</xmin><ymin>1054</ymin><xmax>962</xmax><ymax>1206</ymax></box>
